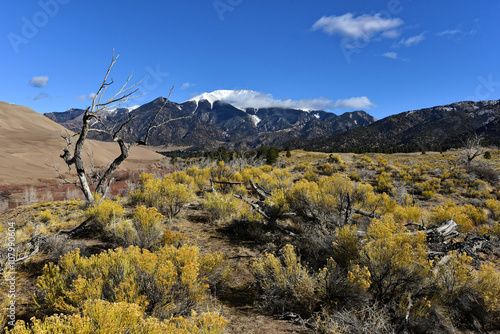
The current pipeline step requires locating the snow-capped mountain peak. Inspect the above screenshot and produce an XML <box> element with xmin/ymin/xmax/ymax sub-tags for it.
<box><xmin>187</xmin><ymin>89</ymin><xmax>372</xmax><ymax>112</ymax></box>
<box><xmin>189</xmin><ymin>90</ymin><xmax>255</xmax><ymax>109</ymax></box>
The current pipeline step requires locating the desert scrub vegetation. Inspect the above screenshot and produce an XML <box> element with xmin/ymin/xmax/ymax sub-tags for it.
<box><xmin>203</xmin><ymin>192</ymin><xmax>239</xmax><ymax>223</ymax></box>
<box><xmin>129</xmin><ymin>172</ymin><xmax>194</xmax><ymax>220</ymax></box>
<box><xmin>107</xmin><ymin>205</ymin><xmax>167</xmax><ymax>249</ymax></box>
<box><xmin>34</xmin><ymin>244</ymin><xmax>224</xmax><ymax>319</ymax></box>
<box><xmin>7</xmin><ymin>300</ymin><xmax>227</xmax><ymax>334</ymax></box>
<box><xmin>250</xmin><ymin>216</ymin><xmax>500</xmax><ymax>332</ymax></box>
<box><xmin>85</xmin><ymin>195</ymin><xmax>125</xmax><ymax>226</ymax></box>
<box><xmin>2</xmin><ymin>149</ymin><xmax>500</xmax><ymax>333</ymax></box>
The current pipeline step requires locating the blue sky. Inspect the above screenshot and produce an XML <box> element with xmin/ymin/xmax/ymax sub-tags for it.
<box><xmin>1</xmin><ymin>0</ymin><xmax>499</xmax><ymax>119</ymax></box>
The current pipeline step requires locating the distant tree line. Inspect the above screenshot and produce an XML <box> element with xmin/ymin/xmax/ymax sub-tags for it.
<box><xmin>318</xmin><ymin>141</ymin><xmax>499</xmax><ymax>155</ymax></box>
<box><xmin>159</xmin><ymin>144</ymin><xmax>283</xmax><ymax>165</ymax></box>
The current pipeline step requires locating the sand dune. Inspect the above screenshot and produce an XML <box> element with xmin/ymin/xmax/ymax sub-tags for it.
<box><xmin>0</xmin><ymin>102</ymin><xmax>164</xmax><ymax>185</ymax></box>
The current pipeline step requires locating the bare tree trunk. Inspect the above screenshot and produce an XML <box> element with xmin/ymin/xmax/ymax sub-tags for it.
<box><xmin>59</xmin><ymin>50</ymin><xmax>175</xmax><ymax>205</ymax></box>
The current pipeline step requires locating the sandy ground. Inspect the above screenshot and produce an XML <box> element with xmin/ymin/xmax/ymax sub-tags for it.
<box><xmin>0</xmin><ymin>102</ymin><xmax>164</xmax><ymax>185</ymax></box>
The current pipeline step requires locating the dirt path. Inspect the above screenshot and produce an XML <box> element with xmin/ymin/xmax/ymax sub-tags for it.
<box><xmin>170</xmin><ymin>209</ymin><xmax>311</xmax><ymax>334</ymax></box>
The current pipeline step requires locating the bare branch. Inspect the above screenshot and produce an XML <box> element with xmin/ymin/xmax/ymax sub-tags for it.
<box><xmin>47</xmin><ymin>159</ymin><xmax>80</xmax><ymax>188</ymax></box>
<box><xmin>112</xmin><ymin>114</ymin><xmax>138</xmax><ymax>140</ymax></box>
<box><xmin>233</xmin><ymin>194</ymin><xmax>296</xmax><ymax>237</ymax></box>
<box><xmin>210</xmin><ymin>178</ymin><xmax>220</xmax><ymax>199</ymax></box>
<box><xmin>142</xmin><ymin>85</ymin><xmax>175</xmax><ymax>145</ymax></box>
<box><xmin>250</xmin><ymin>178</ymin><xmax>269</xmax><ymax>200</ymax></box>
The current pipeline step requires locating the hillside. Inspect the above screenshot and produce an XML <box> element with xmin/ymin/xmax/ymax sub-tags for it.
<box><xmin>292</xmin><ymin>100</ymin><xmax>500</xmax><ymax>152</ymax></box>
<box><xmin>0</xmin><ymin>102</ymin><xmax>164</xmax><ymax>185</ymax></box>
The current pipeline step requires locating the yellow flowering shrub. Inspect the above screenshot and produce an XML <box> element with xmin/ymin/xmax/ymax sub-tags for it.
<box><xmin>430</xmin><ymin>202</ymin><xmax>488</xmax><ymax>232</ymax></box>
<box><xmin>485</xmin><ymin>199</ymin><xmax>500</xmax><ymax>220</ymax></box>
<box><xmin>39</xmin><ymin>210</ymin><xmax>52</xmax><ymax>224</ymax></box>
<box><xmin>130</xmin><ymin>173</ymin><xmax>194</xmax><ymax>220</ymax></box>
<box><xmin>258</xmin><ymin>169</ymin><xmax>292</xmax><ymax>192</ymax></box>
<box><xmin>35</xmin><ymin>245</ymin><xmax>224</xmax><ymax>317</ymax></box>
<box><xmin>251</xmin><ymin>244</ymin><xmax>318</xmax><ymax>315</ymax></box>
<box><xmin>210</xmin><ymin>161</ymin><xmax>234</xmax><ymax>183</ymax></box>
<box><xmin>167</xmin><ymin>171</ymin><xmax>197</xmax><ymax>192</ymax></box>
<box><xmin>7</xmin><ymin>300</ymin><xmax>227</xmax><ymax>334</ymax></box>
<box><xmin>375</xmin><ymin>172</ymin><xmax>393</xmax><ymax>194</ymax></box>
<box><xmin>187</xmin><ymin>166</ymin><xmax>211</xmax><ymax>191</ymax></box>
<box><xmin>393</xmin><ymin>205</ymin><xmax>424</xmax><ymax>225</ymax></box>
<box><xmin>363</xmin><ymin>215</ymin><xmax>432</xmax><ymax>303</ymax></box>
<box><xmin>85</xmin><ymin>196</ymin><xmax>124</xmax><ymax>226</ymax></box>
<box><xmin>329</xmin><ymin>154</ymin><xmax>344</xmax><ymax>164</ymax></box>
<box><xmin>132</xmin><ymin>206</ymin><xmax>165</xmax><ymax>249</ymax></box>
<box><xmin>347</xmin><ymin>265</ymin><xmax>371</xmax><ymax>291</ymax></box>
<box><xmin>331</xmin><ymin>225</ymin><xmax>362</xmax><ymax>270</ymax></box>
<box><xmin>434</xmin><ymin>251</ymin><xmax>500</xmax><ymax>312</ymax></box>
<box><xmin>203</xmin><ymin>192</ymin><xmax>239</xmax><ymax>223</ymax></box>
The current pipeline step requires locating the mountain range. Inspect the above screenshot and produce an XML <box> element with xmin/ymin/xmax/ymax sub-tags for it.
<box><xmin>44</xmin><ymin>90</ymin><xmax>376</xmax><ymax>151</ymax></box>
<box><xmin>44</xmin><ymin>90</ymin><xmax>500</xmax><ymax>152</ymax></box>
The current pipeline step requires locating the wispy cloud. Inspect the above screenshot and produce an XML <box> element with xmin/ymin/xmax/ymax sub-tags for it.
<box><xmin>399</xmin><ymin>33</ymin><xmax>426</xmax><ymax>47</ymax></box>
<box><xmin>312</xmin><ymin>13</ymin><xmax>403</xmax><ymax>41</ymax></box>
<box><xmin>181</xmin><ymin>82</ymin><xmax>195</xmax><ymax>90</ymax></box>
<box><xmin>29</xmin><ymin>76</ymin><xmax>49</xmax><ymax>88</ymax></box>
<box><xmin>31</xmin><ymin>92</ymin><xmax>51</xmax><ymax>100</ymax></box>
<box><xmin>383</xmin><ymin>52</ymin><xmax>398</xmax><ymax>59</ymax></box>
<box><xmin>437</xmin><ymin>28</ymin><xmax>461</xmax><ymax>37</ymax></box>
<box><xmin>191</xmin><ymin>90</ymin><xmax>376</xmax><ymax>111</ymax></box>
<box><xmin>381</xmin><ymin>30</ymin><xmax>401</xmax><ymax>39</ymax></box>
<box><xmin>73</xmin><ymin>93</ymin><xmax>96</xmax><ymax>101</ymax></box>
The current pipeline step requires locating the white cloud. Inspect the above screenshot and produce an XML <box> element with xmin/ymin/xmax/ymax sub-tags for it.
<box><xmin>383</xmin><ymin>52</ymin><xmax>398</xmax><ymax>59</ymax></box>
<box><xmin>399</xmin><ymin>33</ymin><xmax>426</xmax><ymax>47</ymax></box>
<box><xmin>312</xmin><ymin>13</ymin><xmax>403</xmax><ymax>41</ymax></box>
<box><xmin>333</xmin><ymin>96</ymin><xmax>376</xmax><ymax>109</ymax></box>
<box><xmin>190</xmin><ymin>90</ymin><xmax>376</xmax><ymax>111</ymax></box>
<box><xmin>181</xmin><ymin>82</ymin><xmax>195</xmax><ymax>90</ymax></box>
<box><xmin>29</xmin><ymin>76</ymin><xmax>49</xmax><ymax>88</ymax></box>
<box><xmin>437</xmin><ymin>28</ymin><xmax>461</xmax><ymax>37</ymax></box>
<box><xmin>73</xmin><ymin>93</ymin><xmax>96</xmax><ymax>101</ymax></box>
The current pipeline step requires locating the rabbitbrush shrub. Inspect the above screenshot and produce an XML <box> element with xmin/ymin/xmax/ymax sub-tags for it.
<box><xmin>8</xmin><ymin>300</ymin><xmax>227</xmax><ymax>334</ymax></box>
<box><xmin>34</xmin><ymin>244</ymin><xmax>224</xmax><ymax>318</ymax></box>
<box><xmin>130</xmin><ymin>173</ymin><xmax>194</xmax><ymax>220</ymax></box>
<box><xmin>251</xmin><ymin>244</ymin><xmax>318</xmax><ymax>316</ymax></box>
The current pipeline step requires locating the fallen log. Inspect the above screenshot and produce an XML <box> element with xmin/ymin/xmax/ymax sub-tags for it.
<box><xmin>233</xmin><ymin>194</ymin><xmax>296</xmax><ymax>237</ymax></box>
<box><xmin>424</xmin><ymin>218</ymin><xmax>459</xmax><ymax>243</ymax></box>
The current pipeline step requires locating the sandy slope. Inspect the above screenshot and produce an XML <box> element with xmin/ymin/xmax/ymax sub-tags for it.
<box><xmin>0</xmin><ymin>102</ymin><xmax>164</xmax><ymax>185</ymax></box>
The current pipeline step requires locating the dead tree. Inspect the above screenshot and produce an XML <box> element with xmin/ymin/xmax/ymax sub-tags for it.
<box><xmin>59</xmin><ymin>51</ymin><xmax>174</xmax><ymax>205</ymax></box>
<box><xmin>461</xmin><ymin>132</ymin><xmax>484</xmax><ymax>164</ymax></box>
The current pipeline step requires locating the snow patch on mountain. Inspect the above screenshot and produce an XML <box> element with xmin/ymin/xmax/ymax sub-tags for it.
<box><xmin>249</xmin><ymin>114</ymin><xmax>261</xmax><ymax>126</ymax></box>
<box><xmin>106</xmin><ymin>105</ymin><xmax>140</xmax><ymax>114</ymax></box>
